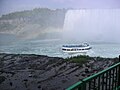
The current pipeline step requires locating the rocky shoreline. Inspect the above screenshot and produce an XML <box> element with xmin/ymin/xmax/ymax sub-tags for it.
<box><xmin>0</xmin><ymin>53</ymin><xmax>119</xmax><ymax>90</ymax></box>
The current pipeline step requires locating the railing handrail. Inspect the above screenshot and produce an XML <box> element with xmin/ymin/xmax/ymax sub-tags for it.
<box><xmin>83</xmin><ymin>62</ymin><xmax>120</xmax><ymax>81</ymax></box>
<box><xmin>66</xmin><ymin>62</ymin><xmax>120</xmax><ymax>90</ymax></box>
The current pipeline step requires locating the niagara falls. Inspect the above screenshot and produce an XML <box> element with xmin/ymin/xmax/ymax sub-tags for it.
<box><xmin>63</xmin><ymin>9</ymin><xmax>120</xmax><ymax>43</ymax></box>
<box><xmin>1</xmin><ymin>0</ymin><xmax>120</xmax><ymax>90</ymax></box>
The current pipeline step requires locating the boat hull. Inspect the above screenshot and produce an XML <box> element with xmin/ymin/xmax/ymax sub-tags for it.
<box><xmin>62</xmin><ymin>50</ymin><xmax>89</xmax><ymax>53</ymax></box>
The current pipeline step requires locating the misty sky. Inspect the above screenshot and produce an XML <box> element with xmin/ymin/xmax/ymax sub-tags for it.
<box><xmin>0</xmin><ymin>0</ymin><xmax>120</xmax><ymax>15</ymax></box>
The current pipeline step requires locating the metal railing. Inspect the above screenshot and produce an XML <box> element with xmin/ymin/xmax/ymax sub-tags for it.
<box><xmin>66</xmin><ymin>56</ymin><xmax>120</xmax><ymax>90</ymax></box>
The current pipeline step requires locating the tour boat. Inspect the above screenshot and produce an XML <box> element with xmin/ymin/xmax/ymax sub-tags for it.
<box><xmin>62</xmin><ymin>43</ymin><xmax>92</xmax><ymax>53</ymax></box>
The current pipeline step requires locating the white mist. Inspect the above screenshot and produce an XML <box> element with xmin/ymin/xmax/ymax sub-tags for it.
<box><xmin>63</xmin><ymin>9</ymin><xmax>120</xmax><ymax>43</ymax></box>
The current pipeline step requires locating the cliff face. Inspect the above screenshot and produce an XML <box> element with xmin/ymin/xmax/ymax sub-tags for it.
<box><xmin>0</xmin><ymin>8</ymin><xmax>67</xmax><ymax>39</ymax></box>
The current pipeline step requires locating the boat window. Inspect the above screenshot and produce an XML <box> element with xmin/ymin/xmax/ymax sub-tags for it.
<box><xmin>62</xmin><ymin>49</ymin><xmax>66</xmax><ymax>51</ymax></box>
<box><xmin>66</xmin><ymin>49</ymin><xmax>70</xmax><ymax>51</ymax></box>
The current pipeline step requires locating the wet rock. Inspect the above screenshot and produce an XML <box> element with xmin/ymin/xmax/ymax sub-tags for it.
<box><xmin>23</xmin><ymin>79</ymin><xmax>28</xmax><ymax>82</ymax></box>
<box><xmin>0</xmin><ymin>53</ymin><xmax>118</xmax><ymax>90</ymax></box>
<box><xmin>75</xmin><ymin>74</ymin><xmax>79</xmax><ymax>77</ymax></box>
<box><xmin>86</xmin><ymin>63</ymin><xmax>90</xmax><ymax>68</ymax></box>
<box><xmin>61</xmin><ymin>79</ymin><xmax>67</xmax><ymax>83</ymax></box>
<box><xmin>81</xmin><ymin>73</ymin><xmax>86</xmax><ymax>77</ymax></box>
<box><xmin>85</xmin><ymin>68</ymin><xmax>89</xmax><ymax>73</ymax></box>
<box><xmin>38</xmin><ymin>85</ymin><xmax>41</xmax><ymax>88</ymax></box>
<box><xmin>28</xmin><ymin>74</ymin><xmax>32</xmax><ymax>77</ymax></box>
<box><xmin>0</xmin><ymin>76</ymin><xmax>6</xmax><ymax>84</ymax></box>
<box><xmin>10</xmin><ymin>82</ymin><xmax>12</xmax><ymax>86</ymax></box>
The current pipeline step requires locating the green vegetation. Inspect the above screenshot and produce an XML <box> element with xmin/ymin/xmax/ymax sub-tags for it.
<box><xmin>65</xmin><ymin>55</ymin><xmax>93</xmax><ymax>63</ymax></box>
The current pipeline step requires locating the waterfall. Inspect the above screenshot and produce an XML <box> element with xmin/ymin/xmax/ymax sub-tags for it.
<box><xmin>63</xmin><ymin>9</ymin><xmax>120</xmax><ymax>43</ymax></box>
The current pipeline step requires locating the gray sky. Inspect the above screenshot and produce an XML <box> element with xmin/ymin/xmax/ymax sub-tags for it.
<box><xmin>0</xmin><ymin>0</ymin><xmax>120</xmax><ymax>15</ymax></box>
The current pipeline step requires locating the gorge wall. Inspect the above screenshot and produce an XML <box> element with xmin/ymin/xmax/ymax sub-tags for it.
<box><xmin>0</xmin><ymin>8</ymin><xmax>67</xmax><ymax>39</ymax></box>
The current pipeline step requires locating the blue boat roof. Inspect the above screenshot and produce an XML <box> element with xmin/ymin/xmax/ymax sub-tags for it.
<box><xmin>62</xmin><ymin>45</ymin><xmax>88</xmax><ymax>48</ymax></box>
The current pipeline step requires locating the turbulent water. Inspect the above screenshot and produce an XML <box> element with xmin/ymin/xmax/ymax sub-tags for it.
<box><xmin>0</xmin><ymin>39</ymin><xmax>120</xmax><ymax>58</ymax></box>
<box><xmin>0</xmin><ymin>9</ymin><xmax>120</xmax><ymax>58</ymax></box>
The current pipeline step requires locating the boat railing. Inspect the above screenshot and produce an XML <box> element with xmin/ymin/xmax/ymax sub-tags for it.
<box><xmin>62</xmin><ymin>44</ymin><xmax>89</xmax><ymax>48</ymax></box>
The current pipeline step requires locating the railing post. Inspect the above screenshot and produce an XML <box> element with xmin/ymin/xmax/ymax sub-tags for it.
<box><xmin>81</xmin><ymin>81</ymin><xmax>86</xmax><ymax>90</ymax></box>
<box><xmin>118</xmin><ymin>55</ymin><xmax>120</xmax><ymax>87</ymax></box>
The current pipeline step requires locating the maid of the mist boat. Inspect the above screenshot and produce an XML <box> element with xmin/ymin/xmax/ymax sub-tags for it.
<box><xmin>62</xmin><ymin>43</ymin><xmax>92</xmax><ymax>54</ymax></box>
